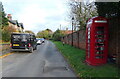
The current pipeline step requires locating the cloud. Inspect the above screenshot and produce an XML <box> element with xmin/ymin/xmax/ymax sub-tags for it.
<box><xmin>1</xmin><ymin>0</ymin><xmax>70</xmax><ymax>34</ymax></box>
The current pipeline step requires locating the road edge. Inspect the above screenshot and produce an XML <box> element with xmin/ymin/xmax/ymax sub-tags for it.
<box><xmin>51</xmin><ymin>41</ymin><xmax>79</xmax><ymax>78</ymax></box>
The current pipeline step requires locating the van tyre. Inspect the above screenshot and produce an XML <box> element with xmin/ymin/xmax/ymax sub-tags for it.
<box><xmin>35</xmin><ymin>46</ymin><xmax>37</xmax><ymax>50</ymax></box>
<box><xmin>33</xmin><ymin>45</ymin><xmax>37</xmax><ymax>50</ymax></box>
<box><xmin>30</xmin><ymin>47</ymin><xmax>33</xmax><ymax>53</ymax></box>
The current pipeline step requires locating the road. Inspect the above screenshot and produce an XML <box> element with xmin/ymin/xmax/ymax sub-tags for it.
<box><xmin>2</xmin><ymin>40</ymin><xmax>77</xmax><ymax>77</ymax></box>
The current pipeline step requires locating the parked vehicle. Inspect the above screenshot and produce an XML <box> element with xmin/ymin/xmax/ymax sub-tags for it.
<box><xmin>10</xmin><ymin>33</ymin><xmax>37</xmax><ymax>53</ymax></box>
<box><xmin>40</xmin><ymin>38</ymin><xmax>45</xmax><ymax>43</ymax></box>
<box><xmin>36</xmin><ymin>38</ymin><xmax>42</xmax><ymax>45</ymax></box>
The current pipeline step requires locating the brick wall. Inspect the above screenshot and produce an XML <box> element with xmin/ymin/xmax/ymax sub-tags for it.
<box><xmin>61</xmin><ymin>29</ymin><xmax>86</xmax><ymax>50</ymax></box>
<box><xmin>108</xmin><ymin>17</ymin><xmax>120</xmax><ymax>65</ymax></box>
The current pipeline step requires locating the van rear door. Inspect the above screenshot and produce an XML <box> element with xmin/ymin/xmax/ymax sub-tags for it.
<box><xmin>11</xmin><ymin>34</ymin><xmax>30</xmax><ymax>49</ymax></box>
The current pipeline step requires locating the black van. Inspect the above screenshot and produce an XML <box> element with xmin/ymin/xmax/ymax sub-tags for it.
<box><xmin>10</xmin><ymin>33</ymin><xmax>37</xmax><ymax>53</ymax></box>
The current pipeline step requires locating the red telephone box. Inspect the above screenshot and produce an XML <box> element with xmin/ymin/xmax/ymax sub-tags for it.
<box><xmin>85</xmin><ymin>16</ymin><xmax>108</xmax><ymax>66</ymax></box>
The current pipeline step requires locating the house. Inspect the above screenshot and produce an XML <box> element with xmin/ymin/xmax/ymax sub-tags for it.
<box><xmin>8</xmin><ymin>20</ymin><xmax>19</xmax><ymax>32</ymax></box>
<box><xmin>7</xmin><ymin>14</ymin><xmax>24</xmax><ymax>33</ymax></box>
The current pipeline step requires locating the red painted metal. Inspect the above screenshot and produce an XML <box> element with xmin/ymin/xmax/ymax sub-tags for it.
<box><xmin>85</xmin><ymin>16</ymin><xmax>108</xmax><ymax>66</ymax></box>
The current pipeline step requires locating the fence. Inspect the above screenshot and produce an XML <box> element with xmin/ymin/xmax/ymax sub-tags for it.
<box><xmin>61</xmin><ymin>17</ymin><xmax>120</xmax><ymax>65</ymax></box>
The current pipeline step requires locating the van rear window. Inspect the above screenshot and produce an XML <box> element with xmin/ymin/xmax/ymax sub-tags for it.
<box><xmin>12</xmin><ymin>34</ymin><xmax>29</xmax><ymax>42</ymax></box>
<box><xmin>12</xmin><ymin>35</ymin><xmax>21</xmax><ymax>41</ymax></box>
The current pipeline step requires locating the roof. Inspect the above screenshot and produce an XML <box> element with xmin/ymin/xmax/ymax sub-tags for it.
<box><xmin>9</xmin><ymin>20</ymin><xmax>19</xmax><ymax>26</ymax></box>
<box><xmin>9</xmin><ymin>20</ymin><xmax>24</xmax><ymax>29</ymax></box>
<box><xmin>8</xmin><ymin>20</ymin><xmax>16</xmax><ymax>25</ymax></box>
<box><xmin>18</xmin><ymin>23</ymin><xmax>24</xmax><ymax>29</ymax></box>
<box><xmin>61</xmin><ymin>30</ymin><xmax>74</xmax><ymax>35</ymax></box>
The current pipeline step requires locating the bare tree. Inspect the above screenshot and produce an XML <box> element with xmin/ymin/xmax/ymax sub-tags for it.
<box><xmin>68</xmin><ymin>0</ymin><xmax>98</xmax><ymax>30</ymax></box>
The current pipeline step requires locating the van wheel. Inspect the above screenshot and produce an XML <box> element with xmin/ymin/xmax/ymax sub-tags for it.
<box><xmin>33</xmin><ymin>45</ymin><xmax>37</xmax><ymax>50</ymax></box>
<box><xmin>35</xmin><ymin>46</ymin><xmax>37</xmax><ymax>50</ymax></box>
<box><xmin>30</xmin><ymin>47</ymin><xmax>33</xmax><ymax>53</ymax></box>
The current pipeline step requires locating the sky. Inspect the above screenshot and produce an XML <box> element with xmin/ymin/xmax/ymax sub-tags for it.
<box><xmin>1</xmin><ymin>0</ymin><xmax>71</xmax><ymax>34</ymax></box>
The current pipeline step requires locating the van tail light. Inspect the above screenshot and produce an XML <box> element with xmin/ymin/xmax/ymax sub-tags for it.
<box><xmin>28</xmin><ymin>43</ymin><xmax>31</xmax><ymax>47</ymax></box>
<box><xmin>10</xmin><ymin>43</ymin><xmax>12</xmax><ymax>47</ymax></box>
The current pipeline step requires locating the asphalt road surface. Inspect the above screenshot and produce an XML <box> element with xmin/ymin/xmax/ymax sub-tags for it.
<box><xmin>2</xmin><ymin>40</ymin><xmax>77</xmax><ymax>77</ymax></box>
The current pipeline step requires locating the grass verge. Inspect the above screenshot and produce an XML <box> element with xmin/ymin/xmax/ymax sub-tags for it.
<box><xmin>52</xmin><ymin>41</ymin><xmax>118</xmax><ymax>78</ymax></box>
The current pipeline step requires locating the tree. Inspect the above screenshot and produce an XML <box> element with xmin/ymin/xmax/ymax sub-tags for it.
<box><xmin>95</xmin><ymin>2</ymin><xmax>120</xmax><ymax>18</ymax></box>
<box><xmin>52</xmin><ymin>29</ymin><xmax>64</xmax><ymax>41</ymax></box>
<box><xmin>0</xmin><ymin>2</ymin><xmax>8</xmax><ymax>29</ymax></box>
<box><xmin>25</xmin><ymin>30</ymin><xmax>35</xmax><ymax>34</ymax></box>
<box><xmin>2</xmin><ymin>12</ymin><xmax>8</xmax><ymax>28</ymax></box>
<box><xmin>37</xmin><ymin>29</ymin><xmax>53</xmax><ymax>39</ymax></box>
<box><xmin>0</xmin><ymin>2</ymin><xmax>10</xmax><ymax>41</ymax></box>
<box><xmin>68</xmin><ymin>0</ymin><xmax>98</xmax><ymax>29</ymax></box>
<box><xmin>46</xmin><ymin>28</ymin><xmax>52</xmax><ymax>33</ymax></box>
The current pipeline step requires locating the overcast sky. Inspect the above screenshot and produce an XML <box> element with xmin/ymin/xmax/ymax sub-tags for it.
<box><xmin>1</xmin><ymin>0</ymin><xmax>71</xmax><ymax>34</ymax></box>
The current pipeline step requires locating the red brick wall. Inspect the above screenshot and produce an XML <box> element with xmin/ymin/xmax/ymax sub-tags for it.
<box><xmin>78</xmin><ymin>30</ymin><xmax>86</xmax><ymax>50</ymax></box>
<box><xmin>62</xmin><ymin>29</ymin><xmax>86</xmax><ymax>50</ymax></box>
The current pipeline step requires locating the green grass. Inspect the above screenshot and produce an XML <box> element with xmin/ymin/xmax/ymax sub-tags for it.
<box><xmin>52</xmin><ymin>41</ymin><xmax>119</xmax><ymax>78</ymax></box>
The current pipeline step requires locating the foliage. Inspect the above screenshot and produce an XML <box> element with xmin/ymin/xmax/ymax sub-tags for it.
<box><xmin>1</xmin><ymin>12</ymin><xmax>8</xmax><ymax>28</ymax></box>
<box><xmin>0</xmin><ymin>3</ymin><xmax>9</xmax><ymax>41</ymax></box>
<box><xmin>45</xmin><ymin>28</ymin><xmax>52</xmax><ymax>32</ymax></box>
<box><xmin>2</xmin><ymin>26</ymin><xmax>16</xmax><ymax>42</ymax></box>
<box><xmin>53</xmin><ymin>41</ymin><xmax>118</xmax><ymax>77</ymax></box>
<box><xmin>95</xmin><ymin>2</ymin><xmax>120</xmax><ymax>18</ymax></box>
<box><xmin>37</xmin><ymin>29</ymin><xmax>53</xmax><ymax>39</ymax></box>
<box><xmin>0</xmin><ymin>4</ymin><xmax>8</xmax><ymax>29</ymax></box>
<box><xmin>68</xmin><ymin>0</ymin><xmax>98</xmax><ymax>29</ymax></box>
<box><xmin>52</xmin><ymin>29</ymin><xmax>65</xmax><ymax>41</ymax></box>
<box><xmin>25</xmin><ymin>30</ymin><xmax>35</xmax><ymax>34</ymax></box>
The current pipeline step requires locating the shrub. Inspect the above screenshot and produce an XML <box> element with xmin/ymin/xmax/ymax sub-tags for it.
<box><xmin>2</xmin><ymin>26</ymin><xmax>16</xmax><ymax>42</ymax></box>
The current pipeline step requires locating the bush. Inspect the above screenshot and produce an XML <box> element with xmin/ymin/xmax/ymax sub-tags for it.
<box><xmin>2</xmin><ymin>26</ymin><xmax>16</xmax><ymax>42</ymax></box>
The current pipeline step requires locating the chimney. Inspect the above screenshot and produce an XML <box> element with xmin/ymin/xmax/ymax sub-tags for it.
<box><xmin>7</xmin><ymin>14</ymin><xmax>12</xmax><ymax>20</ymax></box>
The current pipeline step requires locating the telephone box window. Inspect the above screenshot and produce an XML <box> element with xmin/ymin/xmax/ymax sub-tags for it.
<box><xmin>96</xmin><ymin>56</ymin><xmax>103</xmax><ymax>59</ymax></box>
<box><xmin>97</xmin><ymin>31</ymin><xmax>104</xmax><ymax>34</ymax></box>
<box><xmin>96</xmin><ymin>51</ymin><xmax>103</xmax><ymax>54</ymax></box>
<box><xmin>96</xmin><ymin>47</ymin><xmax>104</xmax><ymax>51</ymax></box>
<box><xmin>88</xmin><ymin>28</ymin><xmax>90</xmax><ymax>31</ymax></box>
<box><xmin>97</xmin><ymin>27</ymin><xmax>104</xmax><ymax>30</ymax></box>
<box><xmin>96</xmin><ymin>39</ymin><xmax>104</xmax><ymax>42</ymax></box>
<box><xmin>96</xmin><ymin>35</ymin><xmax>104</xmax><ymax>38</ymax></box>
<box><xmin>88</xmin><ymin>35</ymin><xmax>90</xmax><ymax>39</ymax></box>
<box><xmin>88</xmin><ymin>39</ymin><xmax>90</xmax><ymax>43</ymax></box>
<box><xmin>88</xmin><ymin>31</ymin><xmax>90</xmax><ymax>35</ymax></box>
<box><xmin>96</xmin><ymin>43</ymin><xmax>104</xmax><ymax>46</ymax></box>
